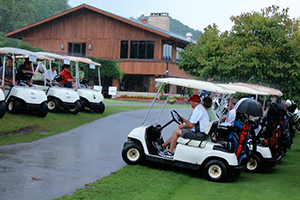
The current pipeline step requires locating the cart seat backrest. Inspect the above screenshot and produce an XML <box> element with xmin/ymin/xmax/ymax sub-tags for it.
<box><xmin>205</xmin><ymin>120</ymin><xmax>218</xmax><ymax>135</ymax></box>
<box><xmin>33</xmin><ymin>72</ymin><xmax>44</xmax><ymax>82</ymax></box>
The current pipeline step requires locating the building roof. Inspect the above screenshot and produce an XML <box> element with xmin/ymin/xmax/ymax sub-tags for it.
<box><xmin>5</xmin><ymin>4</ymin><xmax>191</xmax><ymax>45</ymax></box>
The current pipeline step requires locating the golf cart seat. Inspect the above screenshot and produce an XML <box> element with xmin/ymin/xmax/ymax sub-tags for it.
<box><xmin>177</xmin><ymin>121</ymin><xmax>217</xmax><ymax>148</ymax></box>
<box><xmin>32</xmin><ymin>72</ymin><xmax>45</xmax><ymax>85</ymax></box>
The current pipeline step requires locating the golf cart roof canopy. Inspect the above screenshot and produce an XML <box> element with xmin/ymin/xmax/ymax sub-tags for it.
<box><xmin>217</xmin><ymin>83</ymin><xmax>268</xmax><ymax>96</ymax></box>
<box><xmin>36</xmin><ymin>52</ymin><xmax>65</xmax><ymax>60</ymax></box>
<box><xmin>0</xmin><ymin>47</ymin><xmax>48</xmax><ymax>60</ymax></box>
<box><xmin>233</xmin><ymin>83</ymin><xmax>283</xmax><ymax>97</ymax></box>
<box><xmin>155</xmin><ymin>78</ymin><xmax>235</xmax><ymax>94</ymax></box>
<box><xmin>0</xmin><ymin>47</ymin><xmax>35</xmax><ymax>56</ymax></box>
<box><xmin>65</xmin><ymin>56</ymin><xmax>101</xmax><ymax>67</ymax></box>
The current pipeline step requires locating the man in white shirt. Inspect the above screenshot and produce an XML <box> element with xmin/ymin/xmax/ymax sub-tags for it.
<box><xmin>45</xmin><ymin>63</ymin><xmax>58</xmax><ymax>86</ymax></box>
<box><xmin>159</xmin><ymin>94</ymin><xmax>210</xmax><ymax>157</ymax></box>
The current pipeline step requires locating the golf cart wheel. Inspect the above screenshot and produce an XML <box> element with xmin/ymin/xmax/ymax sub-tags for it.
<box><xmin>7</xmin><ymin>98</ymin><xmax>21</xmax><ymax>114</ymax></box>
<box><xmin>79</xmin><ymin>99</ymin><xmax>86</xmax><ymax>111</ymax></box>
<box><xmin>37</xmin><ymin>102</ymin><xmax>48</xmax><ymax>118</ymax></box>
<box><xmin>68</xmin><ymin>101</ymin><xmax>81</xmax><ymax>114</ymax></box>
<box><xmin>94</xmin><ymin>102</ymin><xmax>105</xmax><ymax>114</ymax></box>
<box><xmin>0</xmin><ymin>101</ymin><xmax>5</xmax><ymax>118</ymax></box>
<box><xmin>203</xmin><ymin>160</ymin><xmax>228</xmax><ymax>182</ymax></box>
<box><xmin>246</xmin><ymin>154</ymin><xmax>262</xmax><ymax>173</ymax></box>
<box><xmin>48</xmin><ymin>98</ymin><xmax>60</xmax><ymax>113</ymax></box>
<box><xmin>122</xmin><ymin>143</ymin><xmax>144</xmax><ymax>165</ymax></box>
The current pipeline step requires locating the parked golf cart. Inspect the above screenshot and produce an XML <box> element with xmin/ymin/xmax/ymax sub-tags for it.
<box><xmin>66</xmin><ymin>56</ymin><xmax>105</xmax><ymax>113</ymax></box>
<box><xmin>219</xmin><ymin>83</ymin><xmax>284</xmax><ymax>173</ymax></box>
<box><xmin>34</xmin><ymin>52</ymin><xmax>81</xmax><ymax>114</ymax></box>
<box><xmin>0</xmin><ymin>47</ymin><xmax>48</xmax><ymax>117</ymax></box>
<box><xmin>121</xmin><ymin>77</ymin><xmax>251</xmax><ymax>182</ymax></box>
<box><xmin>0</xmin><ymin>89</ymin><xmax>5</xmax><ymax>118</ymax></box>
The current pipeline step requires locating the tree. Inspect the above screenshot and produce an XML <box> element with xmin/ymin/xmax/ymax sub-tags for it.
<box><xmin>179</xmin><ymin>5</ymin><xmax>300</xmax><ymax>101</ymax></box>
<box><xmin>0</xmin><ymin>0</ymin><xmax>70</xmax><ymax>34</ymax></box>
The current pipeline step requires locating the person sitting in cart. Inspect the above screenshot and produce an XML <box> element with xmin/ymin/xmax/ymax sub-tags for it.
<box><xmin>204</xmin><ymin>96</ymin><xmax>218</xmax><ymax>121</ymax></box>
<box><xmin>0</xmin><ymin>56</ymin><xmax>18</xmax><ymax>88</ymax></box>
<box><xmin>60</xmin><ymin>64</ymin><xmax>76</xmax><ymax>89</ymax></box>
<box><xmin>77</xmin><ymin>66</ymin><xmax>87</xmax><ymax>88</ymax></box>
<box><xmin>16</xmin><ymin>58</ymin><xmax>35</xmax><ymax>87</ymax></box>
<box><xmin>159</xmin><ymin>94</ymin><xmax>210</xmax><ymax>157</ymax></box>
<box><xmin>45</xmin><ymin>63</ymin><xmax>59</xmax><ymax>86</ymax></box>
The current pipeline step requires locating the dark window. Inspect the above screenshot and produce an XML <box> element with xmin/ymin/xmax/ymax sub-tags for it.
<box><xmin>147</xmin><ymin>41</ymin><xmax>154</xmax><ymax>59</ymax></box>
<box><xmin>119</xmin><ymin>75</ymin><xmax>149</xmax><ymax>92</ymax></box>
<box><xmin>120</xmin><ymin>41</ymin><xmax>128</xmax><ymax>58</ymax></box>
<box><xmin>130</xmin><ymin>41</ymin><xmax>138</xmax><ymax>58</ymax></box>
<box><xmin>68</xmin><ymin>43</ymin><xmax>86</xmax><ymax>57</ymax></box>
<box><xmin>130</xmin><ymin>41</ymin><xmax>154</xmax><ymax>59</ymax></box>
<box><xmin>138</xmin><ymin>41</ymin><xmax>146</xmax><ymax>59</ymax></box>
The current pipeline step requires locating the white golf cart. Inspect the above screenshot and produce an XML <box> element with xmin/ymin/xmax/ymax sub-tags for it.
<box><xmin>121</xmin><ymin>77</ymin><xmax>249</xmax><ymax>182</ymax></box>
<box><xmin>66</xmin><ymin>56</ymin><xmax>105</xmax><ymax>114</ymax></box>
<box><xmin>218</xmin><ymin>83</ymin><xmax>281</xmax><ymax>173</ymax></box>
<box><xmin>233</xmin><ymin>83</ymin><xmax>285</xmax><ymax>172</ymax></box>
<box><xmin>0</xmin><ymin>47</ymin><xmax>48</xmax><ymax>117</ymax></box>
<box><xmin>33</xmin><ymin>52</ymin><xmax>81</xmax><ymax>114</ymax></box>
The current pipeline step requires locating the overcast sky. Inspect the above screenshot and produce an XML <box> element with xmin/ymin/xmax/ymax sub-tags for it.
<box><xmin>68</xmin><ymin>0</ymin><xmax>300</xmax><ymax>32</ymax></box>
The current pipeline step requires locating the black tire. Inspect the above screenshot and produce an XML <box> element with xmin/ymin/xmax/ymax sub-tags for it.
<box><xmin>0</xmin><ymin>101</ymin><xmax>5</xmax><ymax>118</ymax></box>
<box><xmin>7</xmin><ymin>98</ymin><xmax>21</xmax><ymax>114</ymax></box>
<box><xmin>37</xmin><ymin>102</ymin><xmax>48</xmax><ymax>118</ymax></box>
<box><xmin>94</xmin><ymin>102</ymin><xmax>105</xmax><ymax>114</ymax></box>
<box><xmin>246</xmin><ymin>154</ymin><xmax>262</xmax><ymax>173</ymax></box>
<box><xmin>79</xmin><ymin>99</ymin><xmax>86</xmax><ymax>111</ymax></box>
<box><xmin>122</xmin><ymin>142</ymin><xmax>144</xmax><ymax>165</ymax></box>
<box><xmin>68</xmin><ymin>101</ymin><xmax>81</xmax><ymax>114</ymax></box>
<box><xmin>47</xmin><ymin>98</ymin><xmax>60</xmax><ymax>113</ymax></box>
<box><xmin>203</xmin><ymin>160</ymin><xmax>228</xmax><ymax>182</ymax></box>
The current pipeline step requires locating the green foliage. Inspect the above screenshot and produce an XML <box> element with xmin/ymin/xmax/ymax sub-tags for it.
<box><xmin>179</xmin><ymin>5</ymin><xmax>300</xmax><ymax>102</ymax></box>
<box><xmin>0</xmin><ymin>36</ymin><xmax>43</xmax><ymax>51</ymax></box>
<box><xmin>0</xmin><ymin>0</ymin><xmax>70</xmax><ymax>34</ymax></box>
<box><xmin>130</xmin><ymin>15</ymin><xmax>202</xmax><ymax>40</ymax></box>
<box><xmin>88</xmin><ymin>57</ymin><xmax>124</xmax><ymax>79</ymax></box>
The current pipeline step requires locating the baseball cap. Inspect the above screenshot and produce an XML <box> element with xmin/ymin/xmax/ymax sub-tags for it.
<box><xmin>188</xmin><ymin>94</ymin><xmax>201</xmax><ymax>102</ymax></box>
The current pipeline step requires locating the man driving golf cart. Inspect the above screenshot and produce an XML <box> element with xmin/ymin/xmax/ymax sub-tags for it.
<box><xmin>156</xmin><ymin>94</ymin><xmax>212</xmax><ymax>157</ymax></box>
<box><xmin>16</xmin><ymin>58</ymin><xmax>35</xmax><ymax>87</ymax></box>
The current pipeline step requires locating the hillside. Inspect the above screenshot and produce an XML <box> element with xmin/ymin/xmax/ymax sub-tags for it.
<box><xmin>129</xmin><ymin>15</ymin><xmax>201</xmax><ymax>40</ymax></box>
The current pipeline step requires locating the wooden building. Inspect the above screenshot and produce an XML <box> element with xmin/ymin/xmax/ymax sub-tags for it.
<box><xmin>5</xmin><ymin>4</ymin><xmax>191</xmax><ymax>93</ymax></box>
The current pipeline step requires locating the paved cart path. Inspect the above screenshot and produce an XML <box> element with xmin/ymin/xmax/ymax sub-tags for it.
<box><xmin>0</xmin><ymin>108</ymin><xmax>191</xmax><ymax>200</ymax></box>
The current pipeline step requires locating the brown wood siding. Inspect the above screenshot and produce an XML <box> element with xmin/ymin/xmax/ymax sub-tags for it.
<box><xmin>20</xmin><ymin>9</ymin><xmax>165</xmax><ymax>60</ymax></box>
<box><xmin>119</xmin><ymin>60</ymin><xmax>188</xmax><ymax>78</ymax></box>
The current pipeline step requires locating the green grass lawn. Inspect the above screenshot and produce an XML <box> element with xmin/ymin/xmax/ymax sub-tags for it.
<box><xmin>57</xmin><ymin>135</ymin><xmax>300</xmax><ymax>200</ymax></box>
<box><xmin>3</xmin><ymin>99</ymin><xmax>298</xmax><ymax>200</ymax></box>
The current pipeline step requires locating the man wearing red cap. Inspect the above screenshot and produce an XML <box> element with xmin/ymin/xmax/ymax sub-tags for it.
<box><xmin>160</xmin><ymin>94</ymin><xmax>210</xmax><ymax>157</ymax></box>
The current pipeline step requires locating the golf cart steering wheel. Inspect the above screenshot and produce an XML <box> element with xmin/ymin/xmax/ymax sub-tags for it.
<box><xmin>171</xmin><ymin>110</ymin><xmax>183</xmax><ymax>124</ymax></box>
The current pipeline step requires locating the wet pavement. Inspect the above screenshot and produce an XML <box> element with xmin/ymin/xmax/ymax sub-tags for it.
<box><xmin>0</xmin><ymin>108</ymin><xmax>191</xmax><ymax>200</ymax></box>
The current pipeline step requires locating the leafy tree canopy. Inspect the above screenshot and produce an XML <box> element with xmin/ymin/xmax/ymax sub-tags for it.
<box><xmin>178</xmin><ymin>5</ymin><xmax>300</xmax><ymax>101</ymax></box>
<box><xmin>0</xmin><ymin>0</ymin><xmax>70</xmax><ymax>34</ymax></box>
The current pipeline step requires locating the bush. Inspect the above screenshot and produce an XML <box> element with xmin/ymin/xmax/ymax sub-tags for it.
<box><xmin>159</xmin><ymin>95</ymin><xmax>168</xmax><ymax>100</ymax></box>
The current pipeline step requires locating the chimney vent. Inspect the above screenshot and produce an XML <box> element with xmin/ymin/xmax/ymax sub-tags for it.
<box><xmin>141</xmin><ymin>17</ymin><xmax>147</xmax><ymax>24</ymax></box>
